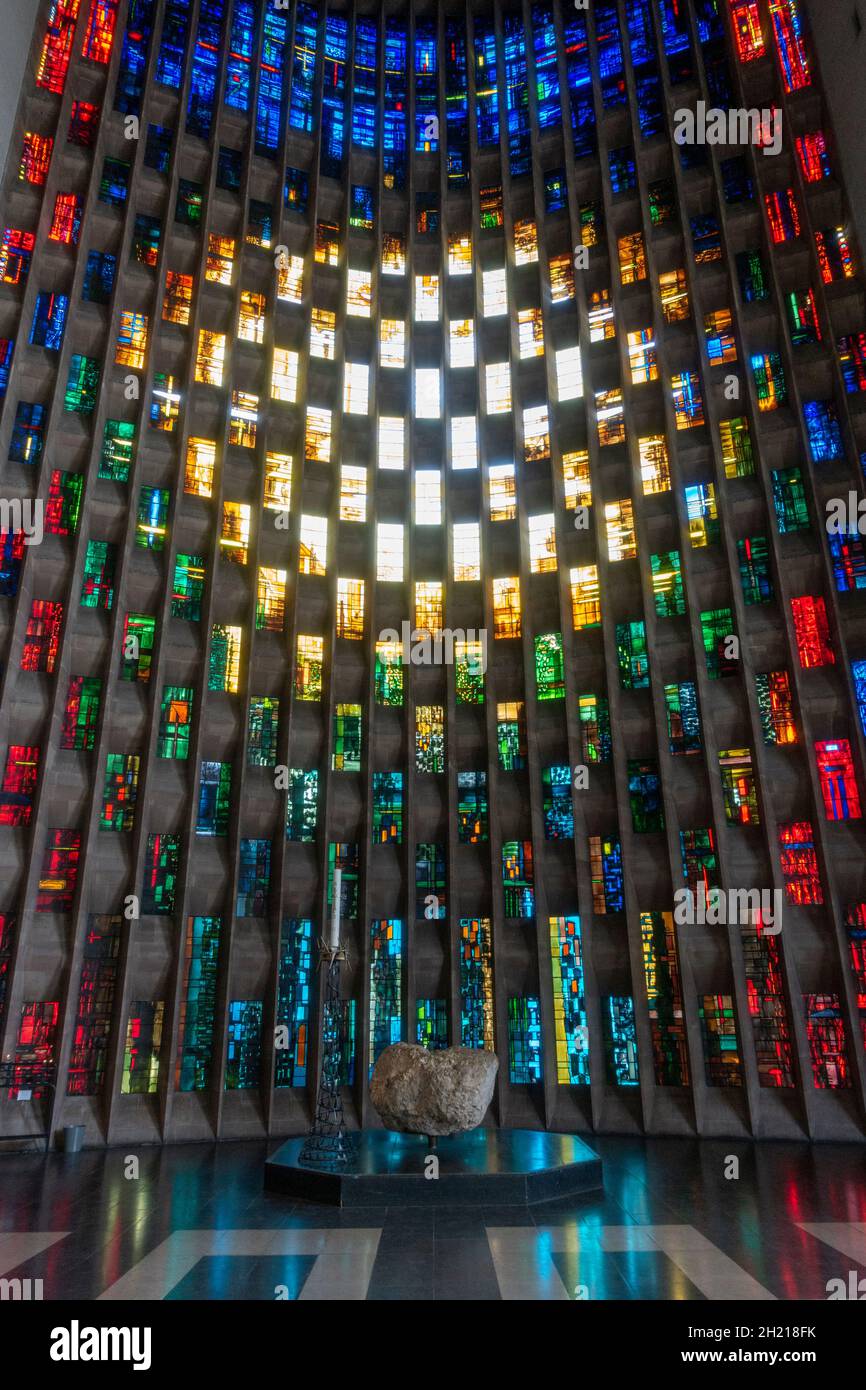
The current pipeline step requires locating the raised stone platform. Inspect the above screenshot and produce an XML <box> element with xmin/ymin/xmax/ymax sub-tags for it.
<box><xmin>264</xmin><ymin>1128</ymin><xmax>603</xmax><ymax>1207</ymax></box>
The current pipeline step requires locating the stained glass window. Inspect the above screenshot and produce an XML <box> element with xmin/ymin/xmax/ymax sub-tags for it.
<box><xmin>665</xmin><ymin>682</ymin><xmax>702</xmax><ymax>755</ymax></box>
<box><xmin>590</xmin><ymin>835</ymin><xmax>624</xmax><ymax>915</ymax></box>
<box><xmin>37</xmin><ymin>0</ymin><xmax>82</xmax><ymax>94</ymax></box>
<box><xmin>286</xmin><ymin>769</ymin><xmax>317</xmax><ymax>842</ymax></box>
<box><xmin>142</xmin><ymin>834</ymin><xmax>179</xmax><ymax>914</ymax></box>
<box><xmin>122</xmin><ymin>1002</ymin><xmax>163</xmax><ymax>1094</ymax></box>
<box><xmin>225</xmin><ymin>1000</ymin><xmax>262</xmax><ymax>1089</ymax></box>
<box><xmin>60</xmin><ymin>675</ymin><xmax>101</xmax><ymax>751</ymax></box>
<box><xmin>543</xmin><ymin>766</ymin><xmax>574</xmax><ymax>840</ymax></box>
<box><xmin>372</xmin><ymin>772</ymin><xmax>403</xmax><ymax>844</ymax></box>
<box><xmin>814</xmin><ymin>741</ymin><xmax>861</xmax><ymax>822</ymax></box>
<box><xmin>36</xmin><ymin>828</ymin><xmax>81</xmax><ymax>912</ymax></box>
<box><xmin>177</xmin><ymin>915</ymin><xmax>221</xmax><ymax>1091</ymax></box>
<box><xmin>719</xmin><ymin>748</ymin><xmax>760</xmax><ymax>825</ymax></box>
<box><xmin>502</xmin><ymin>840</ymin><xmax>534</xmax><ymax>919</ymax></box>
<box><xmin>604</xmin><ymin>996</ymin><xmax>639</xmax><ymax>1085</ymax></box>
<box><xmin>80</xmin><ymin>540</ymin><xmax>116</xmax><ymax>610</ymax></box>
<box><xmin>699</xmin><ymin>996</ymin><xmax>743</xmax><ymax>1088</ymax></box>
<box><xmin>248</xmin><ymin>697</ymin><xmax>278</xmax><ymax>767</ymax></box>
<box><xmin>256</xmin><ymin>8</ymin><xmax>285</xmax><ymax>155</ymax></box>
<box><xmin>0</xmin><ymin>745</ymin><xmax>40</xmax><ymax>826</ymax></box>
<box><xmin>641</xmin><ymin>911</ymin><xmax>688</xmax><ymax>1086</ymax></box>
<box><xmin>508</xmin><ymin>997</ymin><xmax>542</xmax><ymax>1083</ymax></box>
<box><xmin>275</xmin><ymin>918</ymin><xmax>312</xmax><ymax>1088</ymax></box>
<box><xmin>99</xmin><ymin>753</ymin><xmax>139</xmax><ymax>832</ymax></box>
<box><xmin>804</xmin><ymin>996</ymin><xmax>849</xmax><ymax>1089</ymax></box>
<box><xmin>67</xmin><ymin>916</ymin><xmax>120</xmax><ymax>1095</ymax></box>
<box><xmin>461</xmin><ymin>918</ymin><xmax>494</xmax><ymax>1050</ymax></box>
<box><xmin>370</xmin><ymin>919</ymin><xmax>402</xmax><ymax>1071</ymax></box>
<box><xmin>157</xmin><ymin>686</ymin><xmax>193</xmax><ymax>759</ymax></box>
<box><xmin>415</xmin><ymin>843</ymin><xmax>446</xmax><ymax>921</ymax></box>
<box><xmin>756</xmin><ymin>671</ymin><xmax>798</xmax><ymax>746</ymax></box>
<box><xmin>196</xmin><ymin>762</ymin><xmax>231</xmax><ymax>837</ymax></box>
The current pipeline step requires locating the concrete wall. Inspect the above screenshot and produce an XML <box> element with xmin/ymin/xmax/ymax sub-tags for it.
<box><xmin>0</xmin><ymin>0</ymin><xmax>42</xmax><ymax>183</ymax></box>
<box><xmin>804</xmin><ymin>0</ymin><xmax>866</xmax><ymax>254</ymax></box>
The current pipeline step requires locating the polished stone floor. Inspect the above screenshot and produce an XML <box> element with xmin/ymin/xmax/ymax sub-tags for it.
<box><xmin>0</xmin><ymin>1136</ymin><xmax>865</xmax><ymax>1300</ymax></box>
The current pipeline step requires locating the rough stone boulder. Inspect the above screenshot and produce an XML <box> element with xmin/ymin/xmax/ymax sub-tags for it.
<box><xmin>370</xmin><ymin>1042</ymin><xmax>498</xmax><ymax>1136</ymax></box>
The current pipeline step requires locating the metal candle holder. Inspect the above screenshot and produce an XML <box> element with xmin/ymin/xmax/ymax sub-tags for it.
<box><xmin>300</xmin><ymin>868</ymin><xmax>354</xmax><ymax>1167</ymax></box>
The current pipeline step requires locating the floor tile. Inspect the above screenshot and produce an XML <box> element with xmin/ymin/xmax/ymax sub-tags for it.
<box><xmin>2</xmin><ymin>1136</ymin><xmax>864</xmax><ymax>1300</ymax></box>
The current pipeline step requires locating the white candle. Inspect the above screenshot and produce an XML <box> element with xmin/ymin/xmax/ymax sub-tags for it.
<box><xmin>328</xmin><ymin>868</ymin><xmax>342</xmax><ymax>952</ymax></box>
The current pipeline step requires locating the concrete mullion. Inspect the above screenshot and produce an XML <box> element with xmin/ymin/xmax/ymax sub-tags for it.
<box><xmin>0</xmin><ymin>0</ymin><xmax>189</xmax><ymax>1122</ymax></box>
<box><xmin>189</xmin><ymin>1</ymin><xmax>273</xmax><ymax>1144</ymax></box>
<box><xmin>748</xmin><ymin>0</ymin><xmax>866</xmax><ymax>1118</ymax></box>
<box><xmin>661</xmin><ymin>11</ymin><xmax>793</xmax><ymax>1137</ymax></box>
<box><xmin>602</xmin><ymin>0</ymin><xmax>715</xmax><ymax>1137</ymax></box>
<box><xmin>545</xmin><ymin>0</ymin><xmax>625</xmax><ymax>1136</ymax></box>
<box><xmin>399</xmin><ymin>0</ymin><xmax>420</xmax><ymax>1106</ymax></box>
<box><xmin>647</xmin><ymin>0</ymin><xmax>802</xmax><ymax>1132</ymax></box>
<box><xmin>663</xmin><ymin>0</ymin><xmax>817</xmax><ymax>1131</ymax></box>
<box><xmin>2</xmin><ymin>0</ymin><xmax>864</xmax><ymax>1145</ymax></box>
<box><xmin>577</xmin><ymin>3</ymin><xmax>668</xmax><ymax>1135</ymax></box>
<box><xmin>276</xmin><ymin>10</ymin><xmax>346</xmax><ymax>1141</ymax></box>
<box><xmin>510</xmin><ymin>0</ymin><xmax>571</xmax><ymax>1131</ymax></box>
<box><xmin>0</xmin><ymin>0</ymin><xmax>143</xmax><ymax>1070</ymax></box>
<box><xmin>474</xmin><ymin>0</ymin><xmax>548</xmax><ymax>1126</ymax></box>
<box><xmin>731</xmin><ymin>0</ymin><xmax>866</xmax><ymax>1122</ymax></box>
<box><xmin>104</xmin><ymin>0</ymin><xmax>240</xmax><ymax>1144</ymax></box>
<box><xmin>343</xmin><ymin>0</ymin><xmax>385</xmax><ymax>1126</ymax></box>
<box><xmin>40</xmin><ymin>0</ymin><xmax>203</xmax><ymax>1143</ymax></box>
<box><xmin>88</xmin><ymin>0</ymin><xmax>209</xmax><ymax>1141</ymax></box>
<box><xmin>430</xmin><ymin>0</ymin><xmax>494</xmax><ymax>1075</ymax></box>
<box><xmin>449</xmin><ymin>0</ymin><xmax>507</xmax><ymax>1123</ymax></box>
<box><xmin>262</xmin><ymin>0</ymin><xmax>319</xmax><ymax>1136</ymax></box>
<box><xmin>471</xmin><ymin>0</ymin><xmax>537</xmax><ymax>1129</ymax></box>
<box><xmin>699</xmin><ymin>0</ymin><xmax>859</xmax><ymax>1129</ymax></box>
<box><xmin>434</xmin><ymin>0</ymin><xmax>462</xmax><ymax>1066</ymax></box>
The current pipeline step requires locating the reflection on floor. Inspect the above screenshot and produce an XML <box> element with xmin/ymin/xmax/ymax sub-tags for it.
<box><xmin>0</xmin><ymin>1136</ymin><xmax>864</xmax><ymax>1300</ymax></box>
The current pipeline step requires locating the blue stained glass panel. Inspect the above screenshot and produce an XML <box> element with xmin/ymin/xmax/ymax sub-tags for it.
<box><xmin>289</xmin><ymin>3</ymin><xmax>317</xmax><ymax>133</ymax></box>
<box><xmin>186</xmin><ymin>0</ymin><xmax>225</xmax><ymax>140</ymax></box>
<box><xmin>225</xmin><ymin>0</ymin><xmax>254</xmax><ymax>111</ymax></box>
<box><xmin>256</xmin><ymin>8</ymin><xmax>286</xmax><ymax>156</ymax></box>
